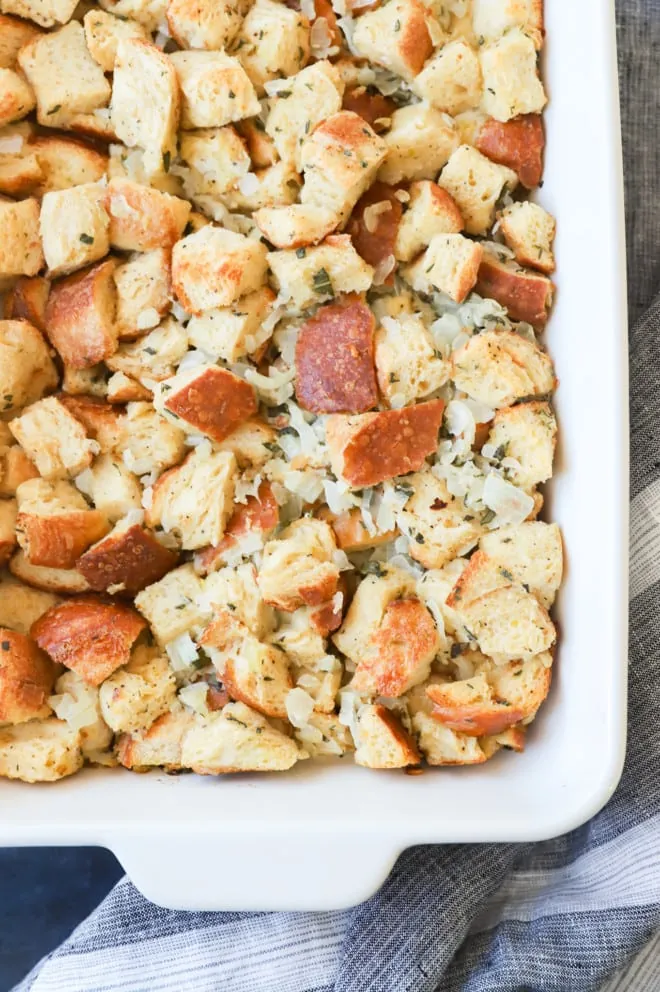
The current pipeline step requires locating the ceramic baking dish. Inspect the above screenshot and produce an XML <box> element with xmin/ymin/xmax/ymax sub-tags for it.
<box><xmin>0</xmin><ymin>0</ymin><xmax>628</xmax><ymax>911</ymax></box>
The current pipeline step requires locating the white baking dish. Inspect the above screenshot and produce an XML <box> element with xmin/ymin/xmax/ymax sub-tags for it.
<box><xmin>0</xmin><ymin>0</ymin><xmax>628</xmax><ymax>911</ymax></box>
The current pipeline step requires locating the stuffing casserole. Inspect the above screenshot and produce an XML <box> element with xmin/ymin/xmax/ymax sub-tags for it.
<box><xmin>0</xmin><ymin>0</ymin><xmax>561</xmax><ymax>782</ymax></box>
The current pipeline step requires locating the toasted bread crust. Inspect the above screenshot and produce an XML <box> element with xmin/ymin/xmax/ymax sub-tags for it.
<box><xmin>476</xmin><ymin>114</ymin><xmax>545</xmax><ymax>189</ymax></box>
<box><xmin>162</xmin><ymin>366</ymin><xmax>258</xmax><ymax>442</ymax></box>
<box><xmin>0</xmin><ymin>628</ymin><xmax>56</xmax><ymax>724</ymax></box>
<box><xmin>77</xmin><ymin>523</ymin><xmax>178</xmax><ymax>594</ymax></box>
<box><xmin>45</xmin><ymin>259</ymin><xmax>118</xmax><ymax>369</ymax></box>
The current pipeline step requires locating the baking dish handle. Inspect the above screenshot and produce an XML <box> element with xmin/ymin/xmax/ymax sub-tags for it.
<box><xmin>111</xmin><ymin>832</ymin><xmax>400</xmax><ymax>911</ymax></box>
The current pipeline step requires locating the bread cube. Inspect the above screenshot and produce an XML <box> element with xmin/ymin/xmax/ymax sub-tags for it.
<box><xmin>134</xmin><ymin>562</ymin><xmax>207</xmax><ymax>645</ymax></box>
<box><xmin>200</xmin><ymin>560</ymin><xmax>274</xmax><ymax>633</ymax></box>
<box><xmin>473</xmin><ymin>0</ymin><xmax>544</xmax><ymax>49</ymax></box>
<box><xmin>155</xmin><ymin>365</ymin><xmax>257</xmax><ymax>443</ymax></box>
<box><xmin>77</xmin><ymin>518</ymin><xmax>178</xmax><ymax>594</ymax></box>
<box><xmin>294</xmin><ymin>709</ymin><xmax>353</xmax><ymax>758</ymax></box>
<box><xmin>15</xmin><ymin>478</ymin><xmax>109</xmax><ymax>569</ymax></box>
<box><xmin>0</xmin><ymin>141</ymin><xmax>42</xmax><ymax>197</ymax></box>
<box><xmin>58</xmin><ymin>395</ymin><xmax>123</xmax><ymax>453</ymax></box>
<box><xmin>486</xmin><ymin>400</ymin><xmax>556</xmax><ymax>490</ymax></box>
<box><xmin>0</xmin><ymin>0</ymin><xmax>77</xmax><ymax>28</ymax></box>
<box><xmin>48</xmin><ymin>669</ymin><xmax>113</xmax><ymax>761</ymax></box>
<box><xmin>268</xmin><ymin>234</ymin><xmax>373</xmax><ymax>311</ymax></box>
<box><xmin>235</xmin><ymin>0</ymin><xmax>310</xmax><ymax>93</ymax></box>
<box><xmin>170</xmin><ymin>50</ymin><xmax>259</xmax><ymax>129</ymax></box>
<box><xmin>4</xmin><ymin>276</ymin><xmax>49</xmax><ymax>331</ymax></box>
<box><xmin>106</xmin><ymin>317</ymin><xmax>188</xmax><ymax>385</ymax></box>
<box><xmin>378</xmin><ymin>102</ymin><xmax>458</xmax><ymax>184</ymax></box>
<box><xmin>116</xmin><ymin>401</ymin><xmax>186</xmax><ymax>476</ymax></box>
<box><xmin>99</xmin><ymin>644</ymin><xmax>176</xmax><ymax>734</ymax></box>
<box><xmin>411</xmin><ymin>707</ymin><xmax>487</xmax><ymax>765</ymax></box>
<box><xmin>110</xmin><ymin>39</ymin><xmax>179</xmax><ymax>177</ymax></box>
<box><xmin>196</xmin><ymin>484</ymin><xmax>278</xmax><ymax>574</ymax></box>
<box><xmin>106</xmin><ymin>372</ymin><xmax>151</xmax><ymax>403</ymax></box>
<box><xmin>166</xmin><ymin>0</ymin><xmax>247</xmax><ymax>50</ymax></box>
<box><xmin>396</xmin><ymin>473</ymin><xmax>482</xmax><ymax>569</ymax></box>
<box><xmin>413</xmin><ymin>39</ymin><xmax>482</xmax><ymax>114</ymax></box>
<box><xmin>0</xmin><ymin>198</ymin><xmax>43</xmax><ymax>279</ymax></box>
<box><xmin>0</xmin><ymin>574</ymin><xmax>60</xmax><ymax>635</ymax></box>
<box><xmin>438</xmin><ymin>145</ymin><xmax>517</xmax><ymax>235</ymax></box>
<box><xmin>295</xmin><ymin>294</ymin><xmax>378</xmax><ymax>414</ymax></box>
<box><xmin>254</xmin><ymin>204</ymin><xmax>338</xmax><ymax>250</ymax></box>
<box><xmin>9</xmin><ymin>550</ymin><xmax>91</xmax><ymax>594</ymax></box>
<box><xmin>475</xmin><ymin>245</ymin><xmax>554</xmax><ymax>328</ymax></box>
<box><xmin>347</xmin><ymin>181</ymin><xmax>402</xmax><ymax>278</ymax></box>
<box><xmin>374</xmin><ymin>313</ymin><xmax>449</xmax><ymax>408</ymax></box>
<box><xmin>352</xmin><ymin>0</ymin><xmax>432</xmax><ymax>81</ymax></box>
<box><xmin>326</xmin><ymin>399</ymin><xmax>445</xmax><ymax>489</ymax></box>
<box><xmin>0</xmin><ymin>498</ymin><xmax>17</xmax><ymax>564</ymax></box>
<box><xmin>18</xmin><ymin>23</ymin><xmax>110</xmax><ymax>127</ymax></box>
<box><xmin>0</xmin><ymin>68</ymin><xmax>35</xmax><ymax>127</ymax></box>
<box><xmin>171</xmin><ymin>226</ymin><xmax>267</xmax><ymax>313</ymax></box>
<box><xmin>113</xmin><ymin>249</ymin><xmax>171</xmax><ymax>340</ymax></box>
<box><xmin>333</xmin><ymin>563</ymin><xmax>413</xmax><ymax>658</ymax></box>
<box><xmin>394</xmin><ymin>181</ymin><xmax>463</xmax><ymax>262</ymax></box>
<box><xmin>479</xmin><ymin>29</ymin><xmax>546</xmax><ymax>122</ymax></box>
<box><xmin>76</xmin><ymin>453</ymin><xmax>142</xmax><ymax>524</ymax></box>
<box><xmin>299</xmin><ymin>111</ymin><xmax>386</xmax><ymax>225</ymax></box>
<box><xmin>351</xmin><ymin>596</ymin><xmax>440</xmax><ymax>696</ymax></box>
<box><xmin>451</xmin><ymin>329</ymin><xmax>555</xmax><ymax>408</ymax></box>
<box><xmin>180</xmin><ymin>700</ymin><xmax>301</xmax><ymax>774</ymax></box>
<box><xmin>106</xmin><ymin>178</ymin><xmax>191</xmax><ymax>253</ymax></box>
<box><xmin>0</xmin><ymin>320</ymin><xmax>58</xmax><ymax>415</ymax></box>
<box><xmin>404</xmin><ymin>233</ymin><xmax>482</xmax><ymax>303</ymax></box>
<box><xmin>116</xmin><ymin>705</ymin><xmax>193</xmax><ymax>771</ymax></box>
<box><xmin>45</xmin><ymin>259</ymin><xmax>118</xmax><ymax>369</ymax></box>
<box><xmin>179</xmin><ymin>126</ymin><xmax>251</xmax><ymax>200</ymax></box>
<box><xmin>32</xmin><ymin>597</ymin><xmax>147</xmax><ymax>685</ymax></box>
<box><xmin>0</xmin><ymin>718</ymin><xmax>82</xmax><ymax>782</ymax></box>
<box><xmin>213</xmin><ymin>418</ymin><xmax>277</xmax><ymax>469</ymax></box>
<box><xmin>0</xmin><ymin>14</ymin><xmax>41</xmax><ymax>68</ymax></box>
<box><xmin>0</xmin><ymin>628</ymin><xmax>55</xmax><ymax>724</ymax></box>
<box><xmin>479</xmin><ymin>521</ymin><xmax>562</xmax><ymax>610</ymax></box>
<box><xmin>265</xmin><ymin>60</ymin><xmax>344</xmax><ymax>170</ymax></box>
<box><xmin>236</xmin><ymin>118</ymin><xmax>278</xmax><ymax>169</ymax></box>
<box><xmin>221</xmin><ymin>159</ymin><xmax>301</xmax><ymax>212</ymax></box>
<box><xmin>39</xmin><ymin>183</ymin><xmax>109</xmax><ymax>278</ymax></box>
<box><xmin>499</xmin><ymin>200</ymin><xmax>556</xmax><ymax>274</ymax></box>
<box><xmin>31</xmin><ymin>136</ymin><xmax>108</xmax><ymax>197</ymax></box>
<box><xmin>186</xmin><ymin>289</ymin><xmax>273</xmax><ymax>363</ymax></box>
<box><xmin>10</xmin><ymin>397</ymin><xmax>98</xmax><ymax>481</ymax></box>
<box><xmin>353</xmin><ymin>703</ymin><xmax>420</xmax><ymax>769</ymax></box>
<box><xmin>317</xmin><ymin>506</ymin><xmax>396</xmax><ymax>553</ymax></box>
<box><xmin>0</xmin><ymin>445</ymin><xmax>39</xmax><ymax>498</ymax></box>
<box><xmin>83</xmin><ymin>9</ymin><xmax>149</xmax><ymax>72</ymax></box>
<box><xmin>476</xmin><ymin>113</ymin><xmax>544</xmax><ymax>189</ymax></box>
<box><xmin>258</xmin><ymin>519</ymin><xmax>340</xmax><ymax>612</ymax></box>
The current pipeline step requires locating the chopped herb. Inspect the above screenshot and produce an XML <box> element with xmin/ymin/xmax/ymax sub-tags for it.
<box><xmin>255</xmin><ymin>726</ymin><xmax>263</xmax><ymax>734</ymax></box>
<box><xmin>414</xmin><ymin>533</ymin><xmax>425</xmax><ymax>544</ymax></box>
<box><xmin>389</xmin><ymin>372</ymin><xmax>399</xmax><ymax>383</ymax></box>
<box><xmin>264</xmin><ymin>441</ymin><xmax>283</xmax><ymax>456</ymax></box>
<box><xmin>481</xmin><ymin>508</ymin><xmax>496</xmax><ymax>525</ymax></box>
<box><xmin>262</xmin><ymin>675</ymin><xmax>274</xmax><ymax>682</ymax></box>
<box><xmin>1</xmin><ymin>641</ymin><xmax>9</xmax><ymax>651</ymax></box>
<box><xmin>464</xmin><ymin>627</ymin><xmax>478</xmax><ymax>643</ymax></box>
<box><xmin>296</xmin><ymin>247</ymin><xmax>306</xmax><ymax>258</ymax></box>
<box><xmin>499</xmin><ymin>568</ymin><xmax>514</xmax><ymax>581</ymax></box>
<box><xmin>450</xmin><ymin>643</ymin><xmax>465</xmax><ymax>659</ymax></box>
<box><xmin>278</xmin><ymin>425</ymin><xmax>298</xmax><ymax>436</ymax></box>
<box><xmin>228</xmin><ymin>89</ymin><xmax>236</xmax><ymax>99</ymax></box>
<box><xmin>46</xmin><ymin>105</ymin><xmax>61</xmax><ymax>115</ymax></box>
<box><xmin>393</xmin><ymin>18</ymin><xmax>400</xmax><ymax>29</ymax></box>
<box><xmin>254</xmin><ymin>117</ymin><xmax>265</xmax><ymax>131</ymax></box>
<box><xmin>226</xmin><ymin>713</ymin><xmax>248</xmax><ymax>728</ymax></box>
<box><xmin>175</xmin><ymin>602</ymin><xmax>189</xmax><ymax>610</ymax></box>
<box><xmin>79</xmin><ymin>233</ymin><xmax>94</xmax><ymax>245</ymax></box>
<box><xmin>162</xmin><ymin>150</ymin><xmax>171</xmax><ymax>172</ymax></box>
<box><xmin>363</xmin><ymin>561</ymin><xmax>386</xmax><ymax>577</ymax></box>
<box><xmin>277</xmin><ymin>90</ymin><xmax>292</xmax><ymax>99</ymax></box>
<box><xmin>312</xmin><ymin>267</ymin><xmax>333</xmax><ymax>296</ymax></box>
<box><xmin>522</xmin><ymin>582</ymin><xmax>530</xmax><ymax>593</ymax></box>
<box><xmin>492</xmin><ymin>443</ymin><xmax>508</xmax><ymax>461</ymax></box>
<box><xmin>143</xmin><ymin>347</ymin><xmax>157</xmax><ymax>355</ymax></box>
<box><xmin>394</xmin><ymin>482</ymin><xmax>413</xmax><ymax>496</ymax></box>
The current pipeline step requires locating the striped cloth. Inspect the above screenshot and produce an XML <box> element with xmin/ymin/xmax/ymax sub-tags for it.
<box><xmin>13</xmin><ymin>2</ymin><xmax>660</xmax><ymax>989</ymax></box>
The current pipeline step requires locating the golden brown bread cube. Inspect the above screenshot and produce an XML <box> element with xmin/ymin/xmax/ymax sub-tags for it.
<box><xmin>77</xmin><ymin>520</ymin><xmax>179</xmax><ymax>595</ymax></box>
<box><xmin>475</xmin><ymin>113</ymin><xmax>545</xmax><ymax>189</ymax></box>
<box><xmin>9</xmin><ymin>396</ymin><xmax>98</xmax><ymax>481</ymax></box>
<box><xmin>45</xmin><ymin>259</ymin><xmax>118</xmax><ymax>369</ymax></box>
<box><xmin>351</xmin><ymin>0</ymin><xmax>432</xmax><ymax>82</ymax></box>
<box><xmin>0</xmin><ymin>498</ymin><xmax>17</xmax><ymax>564</ymax></box>
<box><xmin>195</xmin><ymin>481</ymin><xmax>279</xmax><ymax>573</ymax></box>
<box><xmin>475</xmin><ymin>247</ymin><xmax>554</xmax><ymax>329</ymax></box>
<box><xmin>4</xmin><ymin>276</ymin><xmax>50</xmax><ymax>331</ymax></box>
<box><xmin>171</xmin><ymin>225</ymin><xmax>267</xmax><ymax>314</ymax></box>
<box><xmin>155</xmin><ymin>365</ymin><xmax>258</xmax><ymax>443</ymax></box>
<box><xmin>0</xmin><ymin>197</ymin><xmax>43</xmax><ymax>278</ymax></box>
<box><xmin>347</xmin><ymin>181</ymin><xmax>402</xmax><ymax>276</ymax></box>
<box><xmin>116</xmin><ymin>706</ymin><xmax>194</xmax><ymax>772</ymax></box>
<box><xmin>106</xmin><ymin>178</ymin><xmax>191</xmax><ymax>253</ymax></box>
<box><xmin>351</xmin><ymin>597</ymin><xmax>441</xmax><ymax>697</ymax></box>
<box><xmin>180</xmin><ymin>701</ymin><xmax>302</xmax><ymax>775</ymax></box>
<box><xmin>0</xmin><ymin>718</ymin><xmax>83</xmax><ymax>783</ymax></box>
<box><xmin>9</xmin><ymin>551</ymin><xmax>91</xmax><ymax>595</ymax></box>
<box><xmin>0</xmin><ymin>628</ymin><xmax>56</xmax><ymax>725</ymax></box>
<box><xmin>0</xmin><ymin>319</ymin><xmax>58</xmax><ymax>415</ymax></box>
<box><xmin>15</xmin><ymin>478</ymin><xmax>110</xmax><ymax>569</ymax></box>
<box><xmin>353</xmin><ymin>703</ymin><xmax>421</xmax><ymax>769</ymax></box>
<box><xmin>258</xmin><ymin>518</ymin><xmax>340</xmax><ymax>612</ymax></box>
<box><xmin>39</xmin><ymin>183</ymin><xmax>110</xmax><ymax>278</ymax></box>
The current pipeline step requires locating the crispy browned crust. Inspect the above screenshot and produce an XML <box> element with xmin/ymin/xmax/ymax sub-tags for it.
<box><xmin>195</xmin><ymin>481</ymin><xmax>279</xmax><ymax>574</ymax></box>
<box><xmin>31</xmin><ymin>596</ymin><xmax>147</xmax><ymax>686</ymax></box>
<box><xmin>106</xmin><ymin>375</ymin><xmax>152</xmax><ymax>403</ymax></box>
<box><xmin>399</xmin><ymin>0</ymin><xmax>433</xmax><ymax>75</ymax></box>
<box><xmin>373</xmin><ymin>703</ymin><xmax>421</xmax><ymax>765</ymax></box>
<box><xmin>295</xmin><ymin>294</ymin><xmax>378</xmax><ymax>414</ymax></box>
<box><xmin>476</xmin><ymin>114</ymin><xmax>545</xmax><ymax>189</ymax></box>
<box><xmin>354</xmin><ymin>597</ymin><xmax>438</xmax><ymax>696</ymax></box>
<box><xmin>45</xmin><ymin>259</ymin><xmax>118</xmax><ymax>369</ymax></box>
<box><xmin>163</xmin><ymin>366</ymin><xmax>258</xmax><ymax>442</ymax></box>
<box><xmin>5</xmin><ymin>276</ymin><xmax>50</xmax><ymax>331</ymax></box>
<box><xmin>58</xmin><ymin>393</ymin><xmax>124</xmax><ymax>445</ymax></box>
<box><xmin>475</xmin><ymin>254</ymin><xmax>554</xmax><ymax>329</ymax></box>
<box><xmin>348</xmin><ymin>181</ymin><xmax>402</xmax><ymax>276</ymax></box>
<box><xmin>342</xmin><ymin>87</ymin><xmax>396</xmax><ymax>131</ymax></box>
<box><xmin>9</xmin><ymin>550</ymin><xmax>91</xmax><ymax>594</ymax></box>
<box><xmin>16</xmin><ymin>508</ymin><xmax>110</xmax><ymax>569</ymax></box>
<box><xmin>445</xmin><ymin>549</ymin><xmax>492</xmax><ymax>609</ymax></box>
<box><xmin>313</xmin><ymin>0</ymin><xmax>342</xmax><ymax>45</ymax></box>
<box><xmin>318</xmin><ymin>506</ymin><xmax>396</xmax><ymax>552</ymax></box>
<box><xmin>297</xmin><ymin>570</ymin><xmax>339</xmax><ymax>608</ymax></box>
<box><xmin>0</xmin><ymin>627</ymin><xmax>56</xmax><ymax>724</ymax></box>
<box><xmin>222</xmin><ymin>657</ymin><xmax>291</xmax><ymax>719</ymax></box>
<box><xmin>427</xmin><ymin>668</ymin><xmax>552</xmax><ymax>737</ymax></box>
<box><xmin>106</xmin><ymin>178</ymin><xmax>191</xmax><ymax>252</ymax></box>
<box><xmin>326</xmin><ymin>399</ymin><xmax>445</xmax><ymax>488</ymax></box>
<box><xmin>308</xmin><ymin>579</ymin><xmax>346</xmax><ymax>634</ymax></box>
<box><xmin>76</xmin><ymin>523</ymin><xmax>178</xmax><ymax>594</ymax></box>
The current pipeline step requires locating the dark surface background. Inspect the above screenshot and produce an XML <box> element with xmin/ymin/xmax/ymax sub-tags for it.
<box><xmin>0</xmin><ymin>848</ymin><xmax>122</xmax><ymax>991</ymax></box>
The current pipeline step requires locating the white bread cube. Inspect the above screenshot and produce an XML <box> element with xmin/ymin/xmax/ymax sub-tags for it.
<box><xmin>116</xmin><ymin>705</ymin><xmax>193</xmax><ymax>771</ymax></box>
<box><xmin>499</xmin><ymin>200</ymin><xmax>556</xmax><ymax>274</ymax></box>
<box><xmin>236</xmin><ymin>117</ymin><xmax>278</xmax><ymax>168</ymax></box>
<box><xmin>134</xmin><ymin>563</ymin><xmax>205</xmax><ymax>645</ymax></box>
<box><xmin>10</xmin><ymin>397</ymin><xmax>97</xmax><ymax>481</ymax></box>
<box><xmin>57</xmin><ymin>394</ymin><xmax>124</xmax><ymax>454</ymax></box>
<box><xmin>375</xmin><ymin>313</ymin><xmax>449</xmax><ymax>407</ymax></box>
<box><xmin>253</xmin><ymin>204</ymin><xmax>337</xmax><ymax>250</ymax></box>
<box><xmin>113</xmin><ymin>249</ymin><xmax>171</xmax><ymax>340</ymax></box>
<box><xmin>180</xmin><ymin>700</ymin><xmax>301</xmax><ymax>774</ymax></box>
<box><xmin>451</xmin><ymin>329</ymin><xmax>555</xmax><ymax>408</ymax></box>
<box><xmin>404</xmin><ymin>233</ymin><xmax>483</xmax><ymax>302</ymax></box>
<box><xmin>110</xmin><ymin>39</ymin><xmax>179</xmax><ymax>177</ymax></box>
<box><xmin>106</xmin><ymin>317</ymin><xmax>188</xmax><ymax>385</ymax></box>
<box><xmin>438</xmin><ymin>144</ymin><xmax>517</xmax><ymax>235</ymax></box>
<box><xmin>106</xmin><ymin>372</ymin><xmax>151</xmax><ymax>403</ymax></box>
<box><xmin>0</xmin><ymin>198</ymin><xmax>43</xmax><ymax>279</ymax></box>
<box><xmin>394</xmin><ymin>181</ymin><xmax>463</xmax><ymax>262</ymax></box>
<box><xmin>353</xmin><ymin>703</ymin><xmax>420</xmax><ymax>769</ymax></box>
<box><xmin>214</xmin><ymin>417</ymin><xmax>277</xmax><ymax>468</ymax></box>
<box><xmin>39</xmin><ymin>183</ymin><xmax>109</xmax><ymax>277</ymax></box>
<box><xmin>116</xmin><ymin>401</ymin><xmax>186</xmax><ymax>475</ymax></box>
<box><xmin>0</xmin><ymin>138</ymin><xmax>42</xmax><ymax>198</ymax></box>
<box><xmin>9</xmin><ymin>551</ymin><xmax>91</xmax><ymax>595</ymax></box>
<box><xmin>294</xmin><ymin>710</ymin><xmax>353</xmax><ymax>758</ymax></box>
<box><xmin>15</xmin><ymin>477</ymin><xmax>109</xmax><ymax>569</ymax></box>
<box><xmin>221</xmin><ymin>160</ymin><xmax>301</xmax><ymax>212</ymax></box>
<box><xmin>0</xmin><ymin>0</ymin><xmax>77</xmax><ymax>27</ymax></box>
<box><xmin>179</xmin><ymin>126</ymin><xmax>251</xmax><ymax>200</ymax></box>
<box><xmin>0</xmin><ymin>444</ymin><xmax>39</xmax><ymax>498</ymax></box>
<box><xmin>49</xmin><ymin>670</ymin><xmax>113</xmax><ymax>762</ymax></box>
<box><xmin>78</xmin><ymin>453</ymin><xmax>142</xmax><ymax>523</ymax></box>
<box><xmin>186</xmin><ymin>287</ymin><xmax>275</xmax><ymax>361</ymax></box>
<box><xmin>0</xmin><ymin>68</ymin><xmax>35</xmax><ymax>127</ymax></box>
<box><xmin>378</xmin><ymin>102</ymin><xmax>459</xmax><ymax>184</ymax></box>
<box><xmin>334</xmin><ymin>565</ymin><xmax>416</xmax><ymax>665</ymax></box>
<box><xmin>268</xmin><ymin>234</ymin><xmax>373</xmax><ymax>311</ymax></box>
<box><xmin>479</xmin><ymin>29</ymin><xmax>546</xmax><ymax>122</ymax></box>
<box><xmin>166</xmin><ymin>0</ymin><xmax>247</xmax><ymax>50</ymax></box>
<box><xmin>106</xmin><ymin>178</ymin><xmax>191</xmax><ymax>253</ymax></box>
<box><xmin>172</xmin><ymin>226</ymin><xmax>268</xmax><ymax>313</ymax></box>
<box><xmin>411</xmin><ymin>706</ymin><xmax>487</xmax><ymax>765</ymax></box>
<box><xmin>0</xmin><ymin>14</ymin><xmax>41</xmax><ymax>68</ymax></box>
<box><xmin>0</xmin><ymin>718</ymin><xmax>82</xmax><ymax>782</ymax></box>
<box><xmin>201</xmin><ymin>562</ymin><xmax>275</xmax><ymax>639</ymax></box>
<box><xmin>31</xmin><ymin>136</ymin><xmax>108</xmax><ymax>196</ymax></box>
<box><xmin>170</xmin><ymin>50</ymin><xmax>260</xmax><ymax>129</ymax></box>
<box><xmin>258</xmin><ymin>518</ymin><xmax>340</xmax><ymax>612</ymax></box>
<box><xmin>473</xmin><ymin>0</ymin><xmax>544</xmax><ymax>49</ymax></box>
<box><xmin>413</xmin><ymin>40</ymin><xmax>482</xmax><ymax>114</ymax></box>
<box><xmin>18</xmin><ymin>23</ymin><xmax>110</xmax><ymax>126</ymax></box>
<box><xmin>0</xmin><ymin>574</ymin><xmax>60</xmax><ymax>634</ymax></box>
<box><xmin>397</xmin><ymin>473</ymin><xmax>483</xmax><ymax>569</ymax></box>
<box><xmin>265</xmin><ymin>60</ymin><xmax>344</xmax><ymax>170</ymax></box>
<box><xmin>351</xmin><ymin>0</ymin><xmax>432</xmax><ymax>82</ymax></box>
<box><xmin>480</xmin><ymin>521</ymin><xmax>562</xmax><ymax>610</ymax></box>
<box><xmin>235</xmin><ymin>0</ymin><xmax>310</xmax><ymax>94</ymax></box>
<box><xmin>99</xmin><ymin>644</ymin><xmax>176</xmax><ymax>734</ymax></box>
<box><xmin>300</xmin><ymin>111</ymin><xmax>386</xmax><ymax>225</ymax></box>
<box><xmin>486</xmin><ymin>400</ymin><xmax>556</xmax><ymax>489</ymax></box>
<box><xmin>98</xmin><ymin>0</ymin><xmax>169</xmax><ymax>31</ymax></box>
<box><xmin>83</xmin><ymin>9</ymin><xmax>149</xmax><ymax>72</ymax></box>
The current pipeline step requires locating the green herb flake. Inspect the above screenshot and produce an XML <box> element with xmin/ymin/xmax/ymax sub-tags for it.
<box><xmin>46</xmin><ymin>105</ymin><xmax>61</xmax><ymax>116</ymax></box>
<box><xmin>1</xmin><ymin>641</ymin><xmax>10</xmax><ymax>651</ymax></box>
<box><xmin>312</xmin><ymin>267</ymin><xmax>333</xmax><ymax>296</ymax></box>
<box><xmin>296</xmin><ymin>247</ymin><xmax>306</xmax><ymax>258</ymax></box>
<box><xmin>79</xmin><ymin>233</ymin><xmax>94</xmax><ymax>245</ymax></box>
